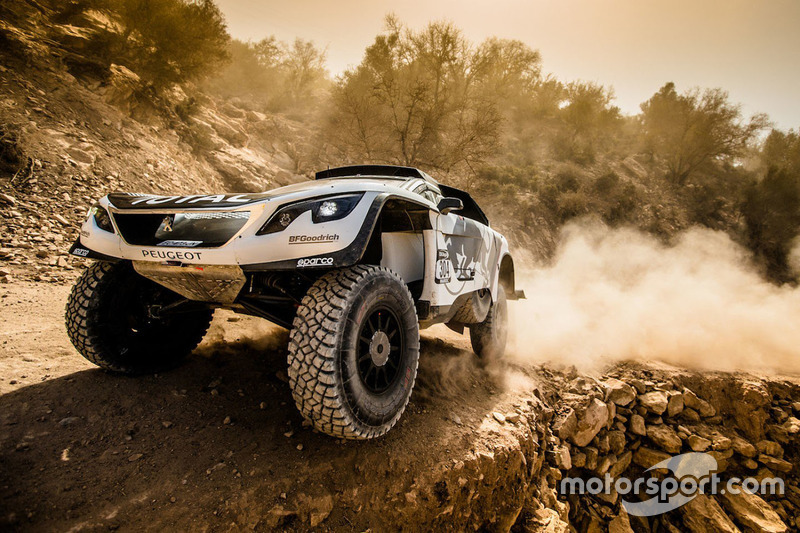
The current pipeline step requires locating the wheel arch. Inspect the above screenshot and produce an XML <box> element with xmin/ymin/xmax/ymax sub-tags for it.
<box><xmin>499</xmin><ymin>253</ymin><xmax>516</xmax><ymax>295</ymax></box>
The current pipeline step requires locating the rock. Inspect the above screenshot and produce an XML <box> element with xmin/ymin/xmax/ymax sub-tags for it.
<box><xmin>505</xmin><ymin>412</ymin><xmax>520</xmax><ymax>424</ymax></box>
<box><xmin>758</xmin><ymin>455</ymin><xmax>792</xmax><ymax>473</ymax></box>
<box><xmin>223</xmin><ymin>416</ymin><xmax>231</xmax><ymax>425</ymax></box>
<box><xmin>595</xmin><ymin>454</ymin><xmax>615</xmax><ymax>475</ymax></box>
<box><xmin>492</xmin><ymin>412</ymin><xmax>506</xmax><ymax>424</ymax></box>
<box><xmin>608</xmin><ymin>430</ymin><xmax>626</xmax><ymax>454</ymax></box>
<box><xmin>608</xmin><ymin>450</ymin><xmax>633</xmax><ymax>478</ymax></box>
<box><xmin>629</xmin><ymin>379</ymin><xmax>647</xmax><ymax>394</ymax></box>
<box><xmin>781</xmin><ymin>417</ymin><xmax>800</xmax><ymax>435</ymax></box>
<box><xmin>712</xmin><ymin>435</ymin><xmax>732</xmax><ymax>451</ymax></box>
<box><xmin>742</xmin><ymin>458</ymin><xmax>758</xmax><ymax>470</ymax></box>
<box><xmin>680</xmin><ymin>494</ymin><xmax>741</xmax><ymax>533</ymax></box>
<box><xmin>603</xmin><ymin>378</ymin><xmax>636</xmax><ymax>406</ymax></box>
<box><xmin>667</xmin><ymin>393</ymin><xmax>685</xmax><ymax>417</ymax></box>
<box><xmin>584</xmin><ymin>447</ymin><xmax>599</xmax><ymax>470</ymax></box>
<box><xmin>572</xmin><ymin>452</ymin><xmax>586</xmax><ymax>468</ymax></box>
<box><xmin>53</xmin><ymin>214</ymin><xmax>70</xmax><ymax>226</ymax></box>
<box><xmin>58</xmin><ymin>416</ymin><xmax>80</xmax><ymax>427</ymax></box>
<box><xmin>571</xmin><ymin>399</ymin><xmax>609</xmax><ymax>447</ymax></box>
<box><xmin>305</xmin><ymin>494</ymin><xmax>334</xmax><ymax>527</ymax></box>
<box><xmin>67</xmin><ymin>146</ymin><xmax>95</xmax><ymax>166</ymax></box>
<box><xmin>639</xmin><ymin>391</ymin><xmax>668</xmax><ymax>415</ymax></box>
<box><xmin>681</xmin><ymin>408</ymin><xmax>702</xmax><ymax>423</ymax></box>
<box><xmin>709</xmin><ymin>449</ymin><xmax>734</xmax><ymax>472</ymax></box>
<box><xmin>683</xmin><ymin>388</ymin><xmax>717</xmax><ymax>418</ymax></box>
<box><xmin>608</xmin><ymin>507</ymin><xmax>635</xmax><ymax>533</ymax></box>
<box><xmin>128</xmin><ymin>453</ymin><xmax>143</xmax><ymax>462</ymax></box>
<box><xmin>0</xmin><ymin>193</ymin><xmax>16</xmax><ymax>206</ymax></box>
<box><xmin>732</xmin><ymin>437</ymin><xmax>757</xmax><ymax>458</ymax></box>
<box><xmin>161</xmin><ymin>421</ymin><xmax>173</xmax><ymax>428</ymax></box>
<box><xmin>647</xmin><ymin>424</ymin><xmax>682</xmax><ymax>453</ymax></box>
<box><xmin>629</xmin><ymin>414</ymin><xmax>646</xmax><ymax>436</ymax></box>
<box><xmin>688</xmin><ymin>435</ymin><xmax>712</xmax><ymax>452</ymax></box>
<box><xmin>633</xmin><ymin>447</ymin><xmax>671</xmax><ymax>470</ymax></box>
<box><xmin>554</xmin><ymin>409</ymin><xmax>578</xmax><ymax>441</ymax></box>
<box><xmin>720</xmin><ymin>487</ymin><xmax>787</xmax><ymax>533</ymax></box>
<box><xmin>553</xmin><ymin>445</ymin><xmax>571</xmax><ymax>470</ymax></box>
<box><xmin>733</xmin><ymin>381</ymin><xmax>771</xmax><ymax>441</ymax></box>
<box><xmin>757</xmin><ymin>441</ymin><xmax>783</xmax><ymax>457</ymax></box>
<box><xmin>263</xmin><ymin>505</ymin><xmax>294</xmax><ymax>528</ymax></box>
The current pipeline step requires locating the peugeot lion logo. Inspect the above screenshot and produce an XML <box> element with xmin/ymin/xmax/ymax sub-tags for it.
<box><xmin>161</xmin><ymin>216</ymin><xmax>174</xmax><ymax>232</ymax></box>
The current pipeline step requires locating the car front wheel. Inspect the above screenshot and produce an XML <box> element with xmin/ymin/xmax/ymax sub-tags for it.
<box><xmin>287</xmin><ymin>265</ymin><xmax>420</xmax><ymax>439</ymax></box>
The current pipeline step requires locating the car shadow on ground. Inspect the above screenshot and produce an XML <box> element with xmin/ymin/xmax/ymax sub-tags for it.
<box><xmin>0</xmin><ymin>329</ymin><xmax>512</xmax><ymax>530</ymax></box>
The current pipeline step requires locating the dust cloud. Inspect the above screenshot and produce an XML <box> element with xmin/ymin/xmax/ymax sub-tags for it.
<box><xmin>508</xmin><ymin>221</ymin><xmax>800</xmax><ymax>375</ymax></box>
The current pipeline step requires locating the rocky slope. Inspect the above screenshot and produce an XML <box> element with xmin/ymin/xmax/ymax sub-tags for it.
<box><xmin>0</xmin><ymin>0</ymin><xmax>312</xmax><ymax>283</ymax></box>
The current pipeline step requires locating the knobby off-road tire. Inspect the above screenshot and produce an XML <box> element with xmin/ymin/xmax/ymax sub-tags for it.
<box><xmin>66</xmin><ymin>261</ymin><xmax>213</xmax><ymax>374</ymax></box>
<box><xmin>469</xmin><ymin>285</ymin><xmax>508</xmax><ymax>366</ymax></box>
<box><xmin>288</xmin><ymin>265</ymin><xmax>420</xmax><ymax>439</ymax></box>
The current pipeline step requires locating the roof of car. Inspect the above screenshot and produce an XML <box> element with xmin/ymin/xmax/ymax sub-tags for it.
<box><xmin>315</xmin><ymin>165</ymin><xmax>438</xmax><ymax>184</ymax></box>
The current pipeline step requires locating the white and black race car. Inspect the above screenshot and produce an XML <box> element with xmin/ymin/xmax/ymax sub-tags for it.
<box><xmin>66</xmin><ymin>165</ymin><xmax>525</xmax><ymax>439</ymax></box>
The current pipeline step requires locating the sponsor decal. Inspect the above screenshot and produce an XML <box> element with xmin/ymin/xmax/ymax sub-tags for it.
<box><xmin>72</xmin><ymin>247</ymin><xmax>90</xmax><ymax>257</ymax></box>
<box><xmin>288</xmin><ymin>234</ymin><xmax>340</xmax><ymax>245</ymax></box>
<box><xmin>80</xmin><ymin>229</ymin><xmax>90</xmax><ymax>238</ymax></box>
<box><xmin>141</xmin><ymin>249</ymin><xmax>203</xmax><ymax>261</ymax></box>
<box><xmin>297</xmin><ymin>257</ymin><xmax>334</xmax><ymax>267</ymax></box>
<box><xmin>157</xmin><ymin>240</ymin><xmax>203</xmax><ymax>247</ymax></box>
<box><xmin>129</xmin><ymin>194</ymin><xmax>254</xmax><ymax>206</ymax></box>
<box><xmin>161</xmin><ymin>216</ymin><xmax>174</xmax><ymax>232</ymax></box>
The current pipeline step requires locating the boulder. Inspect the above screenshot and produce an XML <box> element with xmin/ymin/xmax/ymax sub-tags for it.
<box><xmin>719</xmin><ymin>487</ymin><xmax>787</xmax><ymax>533</ymax></box>
<box><xmin>683</xmin><ymin>388</ymin><xmax>717</xmax><ymax>418</ymax></box>
<box><xmin>781</xmin><ymin>417</ymin><xmax>800</xmax><ymax>435</ymax></box>
<box><xmin>688</xmin><ymin>435</ymin><xmax>712</xmax><ymax>452</ymax></box>
<box><xmin>646</xmin><ymin>425</ymin><xmax>682</xmax><ymax>454</ymax></box>
<box><xmin>639</xmin><ymin>391</ymin><xmax>668</xmax><ymax>415</ymax></box>
<box><xmin>731</xmin><ymin>437</ymin><xmax>757</xmax><ymax>458</ymax></box>
<box><xmin>554</xmin><ymin>409</ymin><xmax>578</xmax><ymax>441</ymax></box>
<box><xmin>758</xmin><ymin>455</ymin><xmax>792</xmax><ymax>473</ymax></box>
<box><xmin>603</xmin><ymin>378</ymin><xmax>636</xmax><ymax>406</ymax></box>
<box><xmin>680</xmin><ymin>494</ymin><xmax>741</xmax><ymax>533</ymax></box>
<box><xmin>571</xmin><ymin>399</ymin><xmax>609</xmax><ymax>447</ymax></box>
<box><xmin>633</xmin><ymin>447</ymin><xmax>671</xmax><ymax>470</ymax></box>
<box><xmin>667</xmin><ymin>393</ymin><xmax>685</xmax><ymax>417</ymax></box>
<box><xmin>628</xmin><ymin>414</ymin><xmax>646</xmax><ymax>436</ymax></box>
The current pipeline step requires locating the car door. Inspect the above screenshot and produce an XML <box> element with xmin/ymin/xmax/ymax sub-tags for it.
<box><xmin>430</xmin><ymin>187</ymin><xmax>492</xmax><ymax>306</ymax></box>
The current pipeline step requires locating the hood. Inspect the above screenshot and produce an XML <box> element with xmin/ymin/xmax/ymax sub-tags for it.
<box><xmin>106</xmin><ymin>178</ymin><xmax>421</xmax><ymax>210</ymax></box>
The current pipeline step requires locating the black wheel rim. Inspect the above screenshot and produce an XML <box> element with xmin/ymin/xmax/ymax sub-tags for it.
<box><xmin>106</xmin><ymin>277</ymin><xmax>181</xmax><ymax>350</ymax></box>
<box><xmin>356</xmin><ymin>306</ymin><xmax>404</xmax><ymax>394</ymax></box>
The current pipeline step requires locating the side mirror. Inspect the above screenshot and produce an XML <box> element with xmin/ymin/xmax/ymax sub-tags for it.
<box><xmin>437</xmin><ymin>197</ymin><xmax>463</xmax><ymax>214</ymax></box>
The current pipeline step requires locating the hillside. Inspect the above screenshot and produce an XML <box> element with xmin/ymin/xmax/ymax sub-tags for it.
<box><xmin>0</xmin><ymin>0</ymin><xmax>313</xmax><ymax>282</ymax></box>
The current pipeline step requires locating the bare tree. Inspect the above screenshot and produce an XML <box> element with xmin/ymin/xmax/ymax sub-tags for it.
<box><xmin>641</xmin><ymin>82</ymin><xmax>769</xmax><ymax>185</ymax></box>
<box><xmin>323</xmin><ymin>17</ymin><xmax>541</xmax><ymax>178</ymax></box>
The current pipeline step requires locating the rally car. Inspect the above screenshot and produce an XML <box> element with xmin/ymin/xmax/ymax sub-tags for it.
<box><xmin>65</xmin><ymin>165</ymin><xmax>524</xmax><ymax>439</ymax></box>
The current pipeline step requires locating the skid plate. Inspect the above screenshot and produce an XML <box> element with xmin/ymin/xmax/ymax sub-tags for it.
<box><xmin>133</xmin><ymin>261</ymin><xmax>246</xmax><ymax>304</ymax></box>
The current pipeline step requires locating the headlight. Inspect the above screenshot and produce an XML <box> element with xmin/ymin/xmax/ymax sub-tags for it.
<box><xmin>89</xmin><ymin>204</ymin><xmax>115</xmax><ymax>233</ymax></box>
<box><xmin>257</xmin><ymin>193</ymin><xmax>363</xmax><ymax>235</ymax></box>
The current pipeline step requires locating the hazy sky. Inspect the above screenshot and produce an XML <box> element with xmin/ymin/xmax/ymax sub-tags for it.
<box><xmin>215</xmin><ymin>0</ymin><xmax>800</xmax><ymax>129</ymax></box>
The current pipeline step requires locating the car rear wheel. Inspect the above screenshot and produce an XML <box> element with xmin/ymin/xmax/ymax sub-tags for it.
<box><xmin>65</xmin><ymin>261</ymin><xmax>213</xmax><ymax>374</ymax></box>
<box><xmin>287</xmin><ymin>265</ymin><xmax>420</xmax><ymax>439</ymax></box>
<box><xmin>469</xmin><ymin>285</ymin><xmax>508</xmax><ymax>365</ymax></box>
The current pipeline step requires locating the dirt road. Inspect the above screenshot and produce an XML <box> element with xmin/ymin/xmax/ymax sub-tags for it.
<box><xmin>0</xmin><ymin>280</ymin><xmax>543</xmax><ymax>531</ymax></box>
